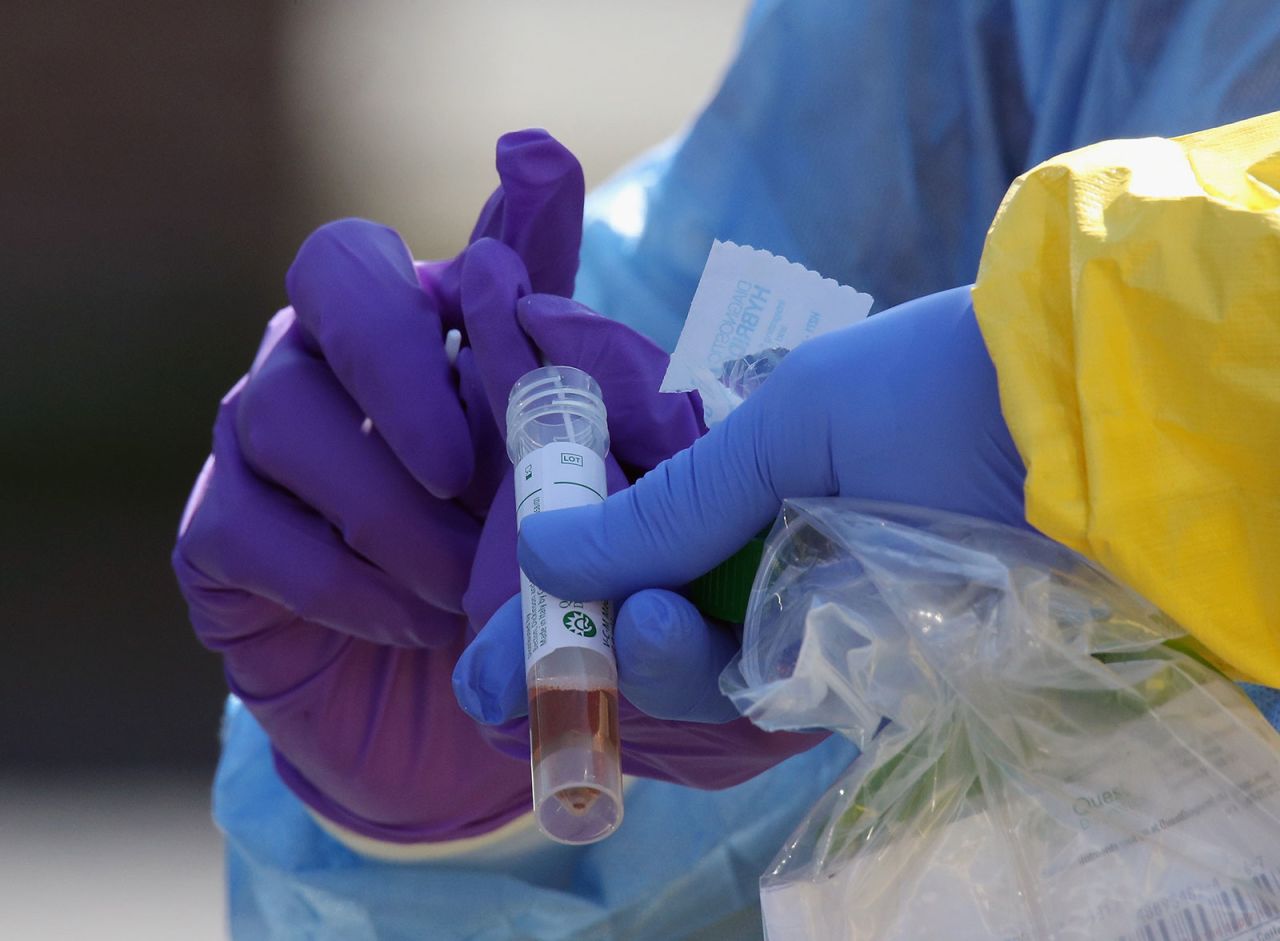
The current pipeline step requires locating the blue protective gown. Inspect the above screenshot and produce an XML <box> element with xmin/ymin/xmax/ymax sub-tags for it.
<box><xmin>578</xmin><ymin>0</ymin><xmax>1280</xmax><ymax>350</ymax></box>
<box><xmin>217</xmin><ymin>1</ymin><xmax>1280</xmax><ymax>937</ymax></box>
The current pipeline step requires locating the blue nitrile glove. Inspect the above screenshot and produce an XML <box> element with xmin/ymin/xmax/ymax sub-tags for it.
<box><xmin>459</xmin><ymin>285</ymin><xmax>1027</xmax><ymax>725</ymax></box>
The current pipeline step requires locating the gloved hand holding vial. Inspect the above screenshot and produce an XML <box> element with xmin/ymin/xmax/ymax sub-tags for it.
<box><xmin>506</xmin><ymin>365</ymin><xmax>622</xmax><ymax>843</ymax></box>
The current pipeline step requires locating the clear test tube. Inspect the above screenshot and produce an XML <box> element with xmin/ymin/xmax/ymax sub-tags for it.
<box><xmin>506</xmin><ymin>365</ymin><xmax>623</xmax><ymax>844</ymax></box>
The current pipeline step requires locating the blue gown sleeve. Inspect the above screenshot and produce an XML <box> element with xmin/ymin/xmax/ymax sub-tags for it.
<box><xmin>576</xmin><ymin>0</ymin><xmax>1280</xmax><ymax>351</ymax></box>
<box><xmin>214</xmin><ymin>699</ymin><xmax>861</xmax><ymax>940</ymax></box>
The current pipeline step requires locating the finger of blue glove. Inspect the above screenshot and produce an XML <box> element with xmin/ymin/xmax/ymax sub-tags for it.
<box><xmin>517</xmin><ymin>294</ymin><xmax>706</xmax><ymax>468</ymax></box>
<box><xmin>453</xmin><ymin>594</ymin><xmax>527</xmax><ymax>724</ymax></box>
<box><xmin>456</xmin><ymin>458</ymin><xmax>631</xmax><ymax>721</ymax></box>
<box><xmin>461</xmin><ymin>460</ymin><xmax>631</xmax><ymax>633</ymax></box>
<box><xmin>520</xmin><ymin>288</ymin><xmax>1029</xmax><ymax>605</ymax></box>
<box><xmin>614</xmin><ymin>590</ymin><xmax>743</xmax><ymax>723</ymax></box>
<box><xmin>235</xmin><ymin>314</ymin><xmax>480</xmax><ymax>614</ymax></box>
<box><xmin>459</xmin><ymin>238</ymin><xmax>540</xmax><ymax>429</ymax></box>
<box><xmin>177</xmin><ymin>389</ymin><xmax>462</xmax><ymax>648</ymax></box>
<box><xmin>468</xmin><ymin>129</ymin><xmax>584</xmax><ymax>298</ymax></box>
<box><xmin>286</xmin><ymin>218</ymin><xmax>474</xmax><ymax>499</ymax></box>
<box><xmin>454</xmin><ymin>589</ymin><xmax>753</xmax><ymax>726</ymax></box>
<box><xmin>516</xmin><ymin>387</ymin><xmax>813</xmax><ymax>602</ymax></box>
<box><xmin>816</xmin><ymin>291</ymin><xmax>1029</xmax><ymax>528</ymax></box>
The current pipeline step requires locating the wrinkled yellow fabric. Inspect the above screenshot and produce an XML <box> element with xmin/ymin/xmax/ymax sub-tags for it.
<box><xmin>972</xmin><ymin>112</ymin><xmax>1280</xmax><ymax>686</ymax></box>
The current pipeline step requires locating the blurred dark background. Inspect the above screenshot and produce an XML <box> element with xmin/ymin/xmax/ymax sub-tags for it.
<box><xmin>0</xmin><ymin>1</ymin><xmax>744</xmax><ymax>935</ymax></box>
<box><xmin>2</xmin><ymin>0</ymin><xmax>285</xmax><ymax>775</ymax></box>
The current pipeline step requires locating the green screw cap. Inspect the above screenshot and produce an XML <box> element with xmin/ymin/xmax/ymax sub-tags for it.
<box><xmin>686</xmin><ymin>530</ymin><xmax>770</xmax><ymax>624</ymax></box>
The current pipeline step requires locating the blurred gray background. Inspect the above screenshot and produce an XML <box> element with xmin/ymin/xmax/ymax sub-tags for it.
<box><xmin>0</xmin><ymin>1</ymin><xmax>747</xmax><ymax>936</ymax></box>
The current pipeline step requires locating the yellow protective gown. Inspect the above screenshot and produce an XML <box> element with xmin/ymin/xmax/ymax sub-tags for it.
<box><xmin>973</xmin><ymin>111</ymin><xmax>1280</xmax><ymax>686</ymax></box>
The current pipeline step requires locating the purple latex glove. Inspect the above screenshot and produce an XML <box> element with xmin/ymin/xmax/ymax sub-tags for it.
<box><xmin>452</xmin><ymin>241</ymin><xmax>828</xmax><ymax>789</ymax></box>
<box><xmin>172</xmin><ymin>130</ymin><xmax>584</xmax><ymax>843</ymax></box>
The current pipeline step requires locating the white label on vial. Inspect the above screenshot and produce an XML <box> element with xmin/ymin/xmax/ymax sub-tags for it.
<box><xmin>514</xmin><ymin>441</ymin><xmax>613</xmax><ymax>669</ymax></box>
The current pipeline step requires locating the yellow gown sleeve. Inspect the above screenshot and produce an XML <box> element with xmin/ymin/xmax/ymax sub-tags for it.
<box><xmin>972</xmin><ymin>111</ymin><xmax>1280</xmax><ymax>686</ymax></box>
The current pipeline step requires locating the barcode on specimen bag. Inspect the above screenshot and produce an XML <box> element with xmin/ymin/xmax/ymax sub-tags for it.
<box><xmin>1116</xmin><ymin>864</ymin><xmax>1280</xmax><ymax>941</ymax></box>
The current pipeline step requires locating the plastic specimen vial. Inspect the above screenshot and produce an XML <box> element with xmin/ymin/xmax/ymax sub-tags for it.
<box><xmin>506</xmin><ymin>365</ymin><xmax>623</xmax><ymax>844</ymax></box>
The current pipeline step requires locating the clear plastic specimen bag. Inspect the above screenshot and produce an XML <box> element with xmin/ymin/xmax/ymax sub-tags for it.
<box><xmin>722</xmin><ymin>500</ymin><xmax>1280</xmax><ymax>941</ymax></box>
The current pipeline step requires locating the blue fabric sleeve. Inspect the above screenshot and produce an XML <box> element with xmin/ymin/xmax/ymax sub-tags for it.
<box><xmin>214</xmin><ymin>699</ymin><xmax>861</xmax><ymax>940</ymax></box>
<box><xmin>576</xmin><ymin>0</ymin><xmax>1280</xmax><ymax>350</ymax></box>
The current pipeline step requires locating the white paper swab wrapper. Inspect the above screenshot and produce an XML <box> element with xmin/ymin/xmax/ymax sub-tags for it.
<box><xmin>660</xmin><ymin>240</ymin><xmax>874</xmax><ymax>425</ymax></box>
